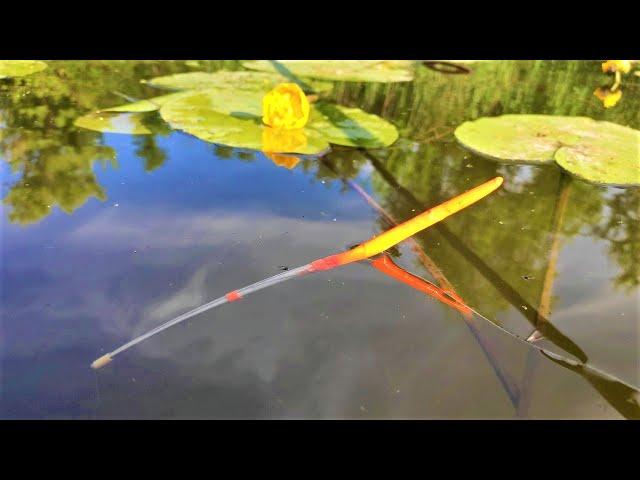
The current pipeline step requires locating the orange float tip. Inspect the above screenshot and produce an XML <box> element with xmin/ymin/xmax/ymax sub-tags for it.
<box><xmin>91</xmin><ymin>354</ymin><xmax>113</xmax><ymax>369</ymax></box>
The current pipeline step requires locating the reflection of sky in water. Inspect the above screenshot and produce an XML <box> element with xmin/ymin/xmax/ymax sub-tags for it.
<box><xmin>1</xmin><ymin>60</ymin><xmax>639</xmax><ymax>419</ymax></box>
<box><xmin>1</xmin><ymin>131</ymin><xmax>636</xmax><ymax>419</ymax></box>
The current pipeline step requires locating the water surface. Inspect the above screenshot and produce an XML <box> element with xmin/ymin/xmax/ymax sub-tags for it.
<box><xmin>1</xmin><ymin>60</ymin><xmax>638</xmax><ymax>418</ymax></box>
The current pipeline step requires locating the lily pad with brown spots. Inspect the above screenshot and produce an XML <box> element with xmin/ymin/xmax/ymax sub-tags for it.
<box><xmin>455</xmin><ymin>115</ymin><xmax>639</xmax><ymax>186</ymax></box>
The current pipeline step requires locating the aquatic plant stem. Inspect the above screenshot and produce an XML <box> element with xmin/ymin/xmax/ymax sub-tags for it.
<box><xmin>529</xmin><ymin>175</ymin><xmax>572</xmax><ymax>341</ymax></box>
<box><xmin>517</xmin><ymin>174</ymin><xmax>572</xmax><ymax>418</ymax></box>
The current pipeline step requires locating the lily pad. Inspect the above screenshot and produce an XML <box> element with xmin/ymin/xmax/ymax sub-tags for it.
<box><xmin>159</xmin><ymin>91</ymin><xmax>329</xmax><ymax>154</ymax></box>
<box><xmin>455</xmin><ymin>115</ymin><xmax>640</xmax><ymax>186</ymax></box>
<box><xmin>308</xmin><ymin>102</ymin><xmax>399</xmax><ymax>148</ymax></box>
<box><xmin>242</xmin><ymin>60</ymin><xmax>414</xmax><ymax>83</ymax></box>
<box><xmin>159</xmin><ymin>89</ymin><xmax>398</xmax><ymax>153</ymax></box>
<box><xmin>74</xmin><ymin>112</ymin><xmax>153</xmax><ymax>135</ymax></box>
<box><xmin>455</xmin><ymin>115</ymin><xmax>581</xmax><ymax>163</ymax></box>
<box><xmin>0</xmin><ymin>60</ymin><xmax>48</xmax><ymax>79</ymax></box>
<box><xmin>144</xmin><ymin>70</ymin><xmax>331</xmax><ymax>94</ymax></box>
<box><xmin>160</xmin><ymin>88</ymin><xmax>262</xmax><ymax>117</ymax></box>
<box><xmin>554</xmin><ymin>124</ymin><xmax>640</xmax><ymax>186</ymax></box>
<box><xmin>101</xmin><ymin>92</ymin><xmax>188</xmax><ymax>113</ymax></box>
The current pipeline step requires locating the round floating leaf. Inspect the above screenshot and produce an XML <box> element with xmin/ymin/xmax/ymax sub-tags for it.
<box><xmin>242</xmin><ymin>60</ymin><xmax>414</xmax><ymax>83</ymax></box>
<box><xmin>159</xmin><ymin>91</ymin><xmax>330</xmax><ymax>154</ymax></box>
<box><xmin>308</xmin><ymin>102</ymin><xmax>399</xmax><ymax>148</ymax></box>
<box><xmin>455</xmin><ymin>115</ymin><xmax>584</xmax><ymax>163</ymax></box>
<box><xmin>0</xmin><ymin>60</ymin><xmax>48</xmax><ymax>79</ymax></box>
<box><xmin>159</xmin><ymin>90</ymin><xmax>398</xmax><ymax>153</ymax></box>
<box><xmin>554</xmin><ymin>123</ymin><xmax>640</xmax><ymax>186</ymax></box>
<box><xmin>159</xmin><ymin>88</ymin><xmax>263</xmax><ymax>117</ymax></box>
<box><xmin>455</xmin><ymin>115</ymin><xmax>640</xmax><ymax>186</ymax></box>
<box><xmin>102</xmin><ymin>92</ymin><xmax>188</xmax><ymax>113</ymax></box>
<box><xmin>74</xmin><ymin>112</ymin><xmax>153</xmax><ymax>135</ymax></box>
<box><xmin>144</xmin><ymin>70</ymin><xmax>331</xmax><ymax>93</ymax></box>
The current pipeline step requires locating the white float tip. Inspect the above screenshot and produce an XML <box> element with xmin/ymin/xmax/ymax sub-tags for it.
<box><xmin>91</xmin><ymin>354</ymin><xmax>113</xmax><ymax>369</ymax></box>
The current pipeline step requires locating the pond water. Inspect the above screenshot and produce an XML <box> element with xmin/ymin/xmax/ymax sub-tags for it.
<box><xmin>1</xmin><ymin>60</ymin><xmax>638</xmax><ymax>419</ymax></box>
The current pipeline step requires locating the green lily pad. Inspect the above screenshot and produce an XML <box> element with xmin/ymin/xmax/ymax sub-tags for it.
<box><xmin>101</xmin><ymin>92</ymin><xmax>188</xmax><ymax>113</ymax></box>
<box><xmin>242</xmin><ymin>60</ymin><xmax>414</xmax><ymax>83</ymax></box>
<box><xmin>308</xmin><ymin>102</ymin><xmax>399</xmax><ymax>148</ymax></box>
<box><xmin>160</xmin><ymin>88</ymin><xmax>262</xmax><ymax>117</ymax></box>
<box><xmin>159</xmin><ymin>90</ymin><xmax>329</xmax><ymax>154</ymax></box>
<box><xmin>74</xmin><ymin>112</ymin><xmax>153</xmax><ymax>135</ymax></box>
<box><xmin>455</xmin><ymin>115</ymin><xmax>640</xmax><ymax>186</ymax></box>
<box><xmin>144</xmin><ymin>70</ymin><xmax>331</xmax><ymax>94</ymax></box>
<box><xmin>455</xmin><ymin>115</ymin><xmax>581</xmax><ymax>163</ymax></box>
<box><xmin>0</xmin><ymin>60</ymin><xmax>48</xmax><ymax>79</ymax></box>
<box><xmin>554</xmin><ymin>124</ymin><xmax>640</xmax><ymax>186</ymax></box>
<box><xmin>158</xmin><ymin>89</ymin><xmax>398</xmax><ymax>153</ymax></box>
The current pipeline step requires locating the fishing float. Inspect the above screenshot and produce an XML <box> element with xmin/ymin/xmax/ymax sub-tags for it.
<box><xmin>91</xmin><ymin>176</ymin><xmax>503</xmax><ymax>369</ymax></box>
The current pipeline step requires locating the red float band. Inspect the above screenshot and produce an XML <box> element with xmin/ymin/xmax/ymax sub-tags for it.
<box><xmin>225</xmin><ymin>290</ymin><xmax>243</xmax><ymax>302</ymax></box>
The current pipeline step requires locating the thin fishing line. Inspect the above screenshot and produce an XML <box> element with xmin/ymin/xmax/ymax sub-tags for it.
<box><xmin>365</xmin><ymin>253</ymin><xmax>635</xmax><ymax>393</ymax></box>
<box><xmin>459</xmin><ymin>303</ymin><xmax>639</xmax><ymax>392</ymax></box>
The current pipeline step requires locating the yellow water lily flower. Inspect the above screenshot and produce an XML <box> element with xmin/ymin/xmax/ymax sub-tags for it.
<box><xmin>594</xmin><ymin>87</ymin><xmax>622</xmax><ymax>108</ymax></box>
<box><xmin>262</xmin><ymin>126</ymin><xmax>307</xmax><ymax>153</ymax></box>
<box><xmin>262</xmin><ymin>83</ymin><xmax>310</xmax><ymax>129</ymax></box>
<box><xmin>601</xmin><ymin>60</ymin><xmax>632</xmax><ymax>74</ymax></box>
<box><xmin>265</xmin><ymin>153</ymin><xmax>301</xmax><ymax>170</ymax></box>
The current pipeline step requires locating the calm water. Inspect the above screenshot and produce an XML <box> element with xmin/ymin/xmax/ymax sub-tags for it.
<box><xmin>1</xmin><ymin>60</ymin><xmax>638</xmax><ymax>419</ymax></box>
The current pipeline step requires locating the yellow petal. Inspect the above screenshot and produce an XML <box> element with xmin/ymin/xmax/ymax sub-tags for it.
<box><xmin>265</xmin><ymin>153</ymin><xmax>301</xmax><ymax>170</ymax></box>
<box><xmin>594</xmin><ymin>87</ymin><xmax>622</xmax><ymax>108</ymax></box>
<box><xmin>262</xmin><ymin>83</ymin><xmax>310</xmax><ymax>130</ymax></box>
<box><xmin>262</xmin><ymin>127</ymin><xmax>307</xmax><ymax>153</ymax></box>
<box><xmin>602</xmin><ymin>60</ymin><xmax>632</xmax><ymax>74</ymax></box>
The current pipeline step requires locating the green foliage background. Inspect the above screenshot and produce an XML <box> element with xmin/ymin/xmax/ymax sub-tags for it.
<box><xmin>1</xmin><ymin>59</ymin><xmax>638</xmax><ymax>300</ymax></box>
